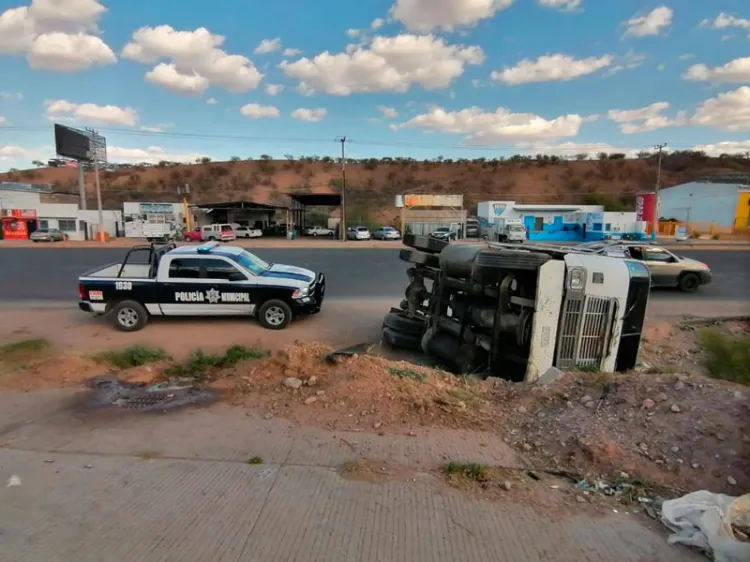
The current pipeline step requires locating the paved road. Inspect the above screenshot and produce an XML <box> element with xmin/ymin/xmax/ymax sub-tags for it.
<box><xmin>0</xmin><ymin>247</ymin><xmax>747</xmax><ymax>303</ymax></box>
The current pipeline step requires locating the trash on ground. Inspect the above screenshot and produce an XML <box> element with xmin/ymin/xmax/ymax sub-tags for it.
<box><xmin>82</xmin><ymin>375</ymin><xmax>215</xmax><ymax>412</ymax></box>
<box><xmin>6</xmin><ymin>474</ymin><xmax>21</xmax><ymax>487</ymax></box>
<box><xmin>660</xmin><ymin>490</ymin><xmax>750</xmax><ymax>562</ymax></box>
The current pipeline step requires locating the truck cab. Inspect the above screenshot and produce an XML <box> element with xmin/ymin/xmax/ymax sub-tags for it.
<box><xmin>78</xmin><ymin>242</ymin><xmax>325</xmax><ymax>332</ymax></box>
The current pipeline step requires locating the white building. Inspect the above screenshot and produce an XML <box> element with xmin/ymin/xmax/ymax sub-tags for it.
<box><xmin>0</xmin><ymin>184</ymin><xmax>121</xmax><ymax>241</ymax></box>
<box><xmin>477</xmin><ymin>200</ymin><xmax>646</xmax><ymax>241</ymax></box>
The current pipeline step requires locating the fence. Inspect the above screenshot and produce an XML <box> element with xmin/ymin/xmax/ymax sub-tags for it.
<box><xmin>658</xmin><ymin>221</ymin><xmax>750</xmax><ymax>239</ymax></box>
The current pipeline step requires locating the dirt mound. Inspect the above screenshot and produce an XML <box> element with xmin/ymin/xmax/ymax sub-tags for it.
<box><xmin>227</xmin><ymin>342</ymin><xmax>493</xmax><ymax>431</ymax></box>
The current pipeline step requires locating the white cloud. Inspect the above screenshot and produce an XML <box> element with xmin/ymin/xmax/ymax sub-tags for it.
<box><xmin>691</xmin><ymin>87</ymin><xmax>750</xmax><ymax>132</ymax></box>
<box><xmin>346</xmin><ymin>28</ymin><xmax>362</xmax><ymax>38</ymax></box>
<box><xmin>491</xmin><ymin>53</ymin><xmax>612</xmax><ymax>85</ymax></box>
<box><xmin>290</xmin><ymin>107</ymin><xmax>327</xmax><ymax>122</ymax></box>
<box><xmin>145</xmin><ymin>63</ymin><xmax>210</xmax><ymax>96</ymax></box>
<box><xmin>582</xmin><ymin>114</ymin><xmax>600</xmax><ymax>122</ymax></box>
<box><xmin>377</xmin><ymin>106</ymin><xmax>398</xmax><ymax>119</ymax></box>
<box><xmin>140</xmin><ymin>123</ymin><xmax>172</xmax><ymax>133</ymax></box>
<box><xmin>0</xmin><ymin>116</ymin><xmax>6</xmax><ymax>124</ymax></box>
<box><xmin>282</xmin><ymin>48</ymin><xmax>301</xmax><ymax>57</ymax></box>
<box><xmin>623</xmin><ymin>6</ymin><xmax>672</xmax><ymax>38</ymax></box>
<box><xmin>536</xmin><ymin>0</ymin><xmax>581</xmax><ymax>11</ymax></box>
<box><xmin>691</xmin><ymin>140</ymin><xmax>750</xmax><ymax>156</ymax></box>
<box><xmin>280</xmin><ymin>34</ymin><xmax>484</xmax><ymax>95</ymax></box>
<box><xmin>517</xmin><ymin>141</ymin><xmax>641</xmax><ymax>158</ymax></box>
<box><xmin>265</xmin><ymin>83</ymin><xmax>284</xmax><ymax>96</ymax></box>
<box><xmin>391</xmin><ymin>106</ymin><xmax>582</xmax><ymax>144</ymax></box>
<box><xmin>0</xmin><ymin>1</ymin><xmax>116</xmax><ymax>71</ymax></box>
<box><xmin>45</xmin><ymin>99</ymin><xmax>138</xmax><ymax>126</ymax></box>
<box><xmin>107</xmin><ymin>145</ymin><xmax>209</xmax><ymax>165</ymax></box>
<box><xmin>206</xmin><ymin>97</ymin><xmax>218</xmax><ymax>105</ymax></box>
<box><xmin>607</xmin><ymin>101</ymin><xmax>686</xmax><ymax>134</ymax></box>
<box><xmin>371</xmin><ymin>18</ymin><xmax>385</xmax><ymax>29</ymax></box>
<box><xmin>604</xmin><ymin>51</ymin><xmax>646</xmax><ymax>76</ymax></box>
<box><xmin>255</xmin><ymin>38</ymin><xmax>281</xmax><ymax>55</ymax></box>
<box><xmin>683</xmin><ymin>57</ymin><xmax>750</xmax><ymax>83</ymax></box>
<box><xmin>0</xmin><ymin>145</ymin><xmax>30</xmax><ymax>161</ymax></box>
<box><xmin>701</xmin><ymin>12</ymin><xmax>750</xmax><ymax>30</ymax></box>
<box><xmin>390</xmin><ymin>0</ymin><xmax>514</xmax><ymax>32</ymax></box>
<box><xmin>240</xmin><ymin>103</ymin><xmax>280</xmax><ymax>119</ymax></box>
<box><xmin>122</xmin><ymin>25</ymin><xmax>263</xmax><ymax>95</ymax></box>
<box><xmin>0</xmin><ymin>92</ymin><xmax>23</xmax><ymax>100</ymax></box>
<box><xmin>678</xmin><ymin>53</ymin><xmax>694</xmax><ymax>61</ymax></box>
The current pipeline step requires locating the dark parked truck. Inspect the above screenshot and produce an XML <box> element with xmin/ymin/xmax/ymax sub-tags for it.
<box><xmin>78</xmin><ymin>242</ymin><xmax>325</xmax><ymax>332</ymax></box>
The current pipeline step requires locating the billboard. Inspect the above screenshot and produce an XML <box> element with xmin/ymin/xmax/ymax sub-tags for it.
<box><xmin>402</xmin><ymin>194</ymin><xmax>463</xmax><ymax>208</ymax></box>
<box><xmin>635</xmin><ymin>192</ymin><xmax>657</xmax><ymax>233</ymax></box>
<box><xmin>54</xmin><ymin>124</ymin><xmax>91</xmax><ymax>161</ymax></box>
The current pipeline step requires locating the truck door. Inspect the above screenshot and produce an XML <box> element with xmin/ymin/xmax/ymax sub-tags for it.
<box><xmin>159</xmin><ymin>257</ymin><xmax>255</xmax><ymax>315</ymax></box>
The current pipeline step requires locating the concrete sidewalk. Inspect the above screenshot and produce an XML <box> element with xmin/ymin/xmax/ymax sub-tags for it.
<box><xmin>0</xmin><ymin>390</ymin><xmax>700</xmax><ymax>562</ymax></box>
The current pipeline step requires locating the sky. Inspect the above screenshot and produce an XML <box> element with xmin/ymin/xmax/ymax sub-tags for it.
<box><xmin>1</xmin><ymin>0</ymin><xmax>750</xmax><ymax>171</ymax></box>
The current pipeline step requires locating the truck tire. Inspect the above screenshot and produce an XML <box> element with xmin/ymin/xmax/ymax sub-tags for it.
<box><xmin>258</xmin><ymin>299</ymin><xmax>293</xmax><ymax>330</ymax></box>
<box><xmin>471</xmin><ymin>250</ymin><xmax>551</xmax><ymax>284</ymax></box>
<box><xmin>399</xmin><ymin>248</ymin><xmax>440</xmax><ymax>268</ymax></box>
<box><xmin>439</xmin><ymin>244</ymin><xmax>485</xmax><ymax>278</ymax></box>
<box><xmin>383</xmin><ymin>311</ymin><xmax>425</xmax><ymax>336</ymax></box>
<box><xmin>402</xmin><ymin>234</ymin><xmax>448</xmax><ymax>254</ymax></box>
<box><xmin>110</xmin><ymin>300</ymin><xmax>149</xmax><ymax>332</ymax></box>
<box><xmin>678</xmin><ymin>272</ymin><xmax>701</xmax><ymax>293</ymax></box>
<box><xmin>381</xmin><ymin>327</ymin><xmax>421</xmax><ymax>351</ymax></box>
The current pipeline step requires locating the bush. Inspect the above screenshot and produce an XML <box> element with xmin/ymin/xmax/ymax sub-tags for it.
<box><xmin>93</xmin><ymin>345</ymin><xmax>170</xmax><ymax>369</ymax></box>
<box><xmin>699</xmin><ymin>330</ymin><xmax>750</xmax><ymax>385</ymax></box>
<box><xmin>165</xmin><ymin>345</ymin><xmax>269</xmax><ymax>380</ymax></box>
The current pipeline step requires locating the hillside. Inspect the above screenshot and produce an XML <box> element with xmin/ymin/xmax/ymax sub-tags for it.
<box><xmin>3</xmin><ymin>151</ymin><xmax>750</xmax><ymax>223</ymax></box>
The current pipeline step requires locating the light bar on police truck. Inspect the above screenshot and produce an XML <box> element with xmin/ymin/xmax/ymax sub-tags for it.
<box><xmin>196</xmin><ymin>241</ymin><xmax>220</xmax><ymax>254</ymax></box>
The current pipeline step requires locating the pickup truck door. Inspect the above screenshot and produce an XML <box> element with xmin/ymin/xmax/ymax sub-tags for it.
<box><xmin>158</xmin><ymin>256</ymin><xmax>256</xmax><ymax>316</ymax></box>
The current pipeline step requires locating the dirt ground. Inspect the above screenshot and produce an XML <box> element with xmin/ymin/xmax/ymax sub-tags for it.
<box><xmin>1</xmin><ymin>314</ymin><xmax>748</xmax><ymax>500</ymax></box>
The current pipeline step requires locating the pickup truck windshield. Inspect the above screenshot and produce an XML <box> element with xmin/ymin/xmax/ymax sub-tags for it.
<box><xmin>231</xmin><ymin>250</ymin><xmax>271</xmax><ymax>275</ymax></box>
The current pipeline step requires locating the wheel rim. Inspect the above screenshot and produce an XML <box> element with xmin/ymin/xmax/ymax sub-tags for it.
<box><xmin>684</xmin><ymin>276</ymin><xmax>698</xmax><ymax>289</ymax></box>
<box><xmin>117</xmin><ymin>307</ymin><xmax>139</xmax><ymax>328</ymax></box>
<box><xmin>265</xmin><ymin>306</ymin><xmax>286</xmax><ymax>326</ymax></box>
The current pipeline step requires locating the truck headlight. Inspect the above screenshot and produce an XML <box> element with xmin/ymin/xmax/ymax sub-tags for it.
<box><xmin>568</xmin><ymin>267</ymin><xmax>586</xmax><ymax>290</ymax></box>
<box><xmin>292</xmin><ymin>287</ymin><xmax>309</xmax><ymax>298</ymax></box>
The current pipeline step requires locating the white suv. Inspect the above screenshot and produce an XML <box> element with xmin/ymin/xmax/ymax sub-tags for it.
<box><xmin>200</xmin><ymin>224</ymin><xmax>236</xmax><ymax>242</ymax></box>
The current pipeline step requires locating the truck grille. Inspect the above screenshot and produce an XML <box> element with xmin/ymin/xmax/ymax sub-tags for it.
<box><xmin>555</xmin><ymin>295</ymin><xmax>615</xmax><ymax>370</ymax></box>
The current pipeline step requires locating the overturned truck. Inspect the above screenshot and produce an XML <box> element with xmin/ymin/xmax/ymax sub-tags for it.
<box><xmin>383</xmin><ymin>235</ymin><xmax>651</xmax><ymax>382</ymax></box>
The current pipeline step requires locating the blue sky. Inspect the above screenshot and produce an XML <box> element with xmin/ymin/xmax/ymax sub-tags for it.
<box><xmin>1</xmin><ymin>0</ymin><xmax>750</xmax><ymax>171</ymax></box>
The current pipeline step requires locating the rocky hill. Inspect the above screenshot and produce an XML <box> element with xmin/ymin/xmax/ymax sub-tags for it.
<box><xmin>2</xmin><ymin>151</ymin><xmax>749</xmax><ymax>223</ymax></box>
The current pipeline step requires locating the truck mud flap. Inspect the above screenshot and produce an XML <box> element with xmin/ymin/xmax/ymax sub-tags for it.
<box><xmin>399</xmin><ymin>248</ymin><xmax>440</xmax><ymax>268</ymax></box>
<box><xmin>402</xmin><ymin>234</ymin><xmax>449</xmax><ymax>254</ymax></box>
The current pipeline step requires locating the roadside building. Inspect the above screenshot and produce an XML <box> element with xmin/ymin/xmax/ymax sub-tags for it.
<box><xmin>190</xmin><ymin>200</ymin><xmax>286</xmax><ymax>231</ymax></box>
<box><xmin>657</xmin><ymin>181</ymin><xmax>750</xmax><ymax>232</ymax></box>
<box><xmin>477</xmin><ymin>200</ymin><xmax>645</xmax><ymax>242</ymax></box>
<box><xmin>0</xmin><ymin>182</ymin><xmax>120</xmax><ymax>240</ymax></box>
<box><xmin>395</xmin><ymin>194</ymin><xmax>467</xmax><ymax>238</ymax></box>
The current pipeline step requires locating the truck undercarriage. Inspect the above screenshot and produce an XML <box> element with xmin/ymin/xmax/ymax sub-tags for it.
<box><xmin>384</xmin><ymin>235</ymin><xmax>651</xmax><ymax>382</ymax></box>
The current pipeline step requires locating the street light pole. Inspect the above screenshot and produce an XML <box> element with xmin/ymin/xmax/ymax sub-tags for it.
<box><xmin>335</xmin><ymin>136</ymin><xmax>347</xmax><ymax>241</ymax></box>
<box><xmin>653</xmin><ymin>143</ymin><xmax>667</xmax><ymax>240</ymax></box>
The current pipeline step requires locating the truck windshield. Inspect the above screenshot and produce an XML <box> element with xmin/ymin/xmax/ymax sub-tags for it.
<box><xmin>233</xmin><ymin>250</ymin><xmax>271</xmax><ymax>275</ymax></box>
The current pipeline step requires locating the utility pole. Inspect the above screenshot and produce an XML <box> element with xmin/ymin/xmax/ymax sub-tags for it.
<box><xmin>77</xmin><ymin>164</ymin><xmax>87</xmax><ymax>210</ymax></box>
<box><xmin>86</xmin><ymin>127</ymin><xmax>105</xmax><ymax>240</ymax></box>
<box><xmin>653</xmin><ymin>143</ymin><xmax>667</xmax><ymax>240</ymax></box>
<box><xmin>335</xmin><ymin>136</ymin><xmax>347</xmax><ymax>241</ymax></box>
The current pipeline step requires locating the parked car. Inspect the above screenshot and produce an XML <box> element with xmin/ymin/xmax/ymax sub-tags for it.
<box><xmin>30</xmin><ymin>228</ymin><xmax>66</xmax><ymax>242</ymax></box>
<box><xmin>183</xmin><ymin>229</ymin><xmax>202</xmax><ymax>242</ymax></box>
<box><xmin>584</xmin><ymin>241</ymin><xmax>711</xmax><ymax>293</ymax></box>
<box><xmin>304</xmin><ymin>226</ymin><xmax>335</xmax><ymax>237</ymax></box>
<box><xmin>200</xmin><ymin>224</ymin><xmax>235</xmax><ymax>242</ymax></box>
<box><xmin>372</xmin><ymin>226</ymin><xmax>401</xmax><ymax>240</ymax></box>
<box><xmin>429</xmin><ymin>227</ymin><xmax>458</xmax><ymax>241</ymax></box>
<box><xmin>347</xmin><ymin>226</ymin><xmax>372</xmax><ymax>240</ymax></box>
<box><xmin>263</xmin><ymin>224</ymin><xmax>287</xmax><ymax>237</ymax></box>
<box><xmin>465</xmin><ymin>218</ymin><xmax>480</xmax><ymax>238</ymax></box>
<box><xmin>235</xmin><ymin>226</ymin><xmax>263</xmax><ymax>238</ymax></box>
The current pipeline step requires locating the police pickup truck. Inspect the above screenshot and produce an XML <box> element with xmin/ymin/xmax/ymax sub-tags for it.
<box><xmin>78</xmin><ymin>241</ymin><xmax>325</xmax><ymax>332</ymax></box>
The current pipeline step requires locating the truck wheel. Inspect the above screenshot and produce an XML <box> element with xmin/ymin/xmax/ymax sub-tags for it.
<box><xmin>678</xmin><ymin>272</ymin><xmax>700</xmax><ymax>293</ymax></box>
<box><xmin>399</xmin><ymin>248</ymin><xmax>440</xmax><ymax>268</ymax></box>
<box><xmin>381</xmin><ymin>327</ymin><xmax>421</xmax><ymax>351</ymax></box>
<box><xmin>110</xmin><ymin>300</ymin><xmax>148</xmax><ymax>332</ymax></box>
<box><xmin>383</xmin><ymin>311</ymin><xmax>425</xmax><ymax>336</ymax></box>
<box><xmin>258</xmin><ymin>299</ymin><xmax>292</xmax><ymax>330</ymax></box>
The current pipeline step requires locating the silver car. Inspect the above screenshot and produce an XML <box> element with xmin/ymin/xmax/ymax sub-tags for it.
<box><xmin>348</xmin><ymin>226</ymin><xmax>372</xmax><ymax>240</ymax></box>
<box><xmin>30</xmin><ymin>228</ymin><xmax>66</xmax><ymax>242</ymax></box>
<box><xmin>372</xmin><ymin>226</ymin><xmax>401</xmax><ymax>240</ymax></box>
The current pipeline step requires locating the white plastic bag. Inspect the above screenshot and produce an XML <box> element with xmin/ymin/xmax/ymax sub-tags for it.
<box><xmin>661</xmin><ymin>490</ymin><xmax>750</xmax><ymax>562</ymax></box>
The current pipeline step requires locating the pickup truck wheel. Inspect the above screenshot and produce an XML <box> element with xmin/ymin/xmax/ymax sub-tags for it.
<box><xmin>110</xmin><ymin>300</ymin><xmax>148</xmax><ymax>332</ymax></box>
<box><xmin>258</xmin><ymin>299</ymin><xmax>292</xmax><ymax>330</ymax></box>
<box><xmin>678</xmin><ymin>272</ymin><xmax>700</xmax><ymax>293</ymax></box>
<box><xmin>383</xmin><ymin>311</ymin><xmax>425</xmax><ymax>336</ymax></box>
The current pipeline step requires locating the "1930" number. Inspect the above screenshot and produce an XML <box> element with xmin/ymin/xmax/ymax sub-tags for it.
<box><xmin>115</xmin><ymin>281</ymin><xmax>133</xmax><ymax>291</ymax></box>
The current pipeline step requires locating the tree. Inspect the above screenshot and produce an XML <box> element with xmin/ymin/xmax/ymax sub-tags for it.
<box><xmin>575</xmin><ymin>153</ymin><xmax>588</xmax><ymax>161</ymax></box>
<box><xmin>230</xmin><ymin>156</ymin><xmax>241</xmax><ymax>162</ymax></box>
<box><xmin>199</xmin><ymin>156</ymin><xmax>212</xmax><ymax>164</ymax></box>
<box><xmin>31</xmin><ymin>160</ymin><xmax>44</xmax><ymax>167</ymax></box>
